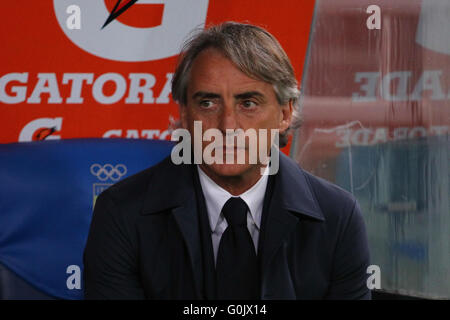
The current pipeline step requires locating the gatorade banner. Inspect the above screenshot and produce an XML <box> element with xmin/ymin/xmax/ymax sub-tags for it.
<box><xmin>0</xmin><ymin>0</ymin><xmax>315</xmax><ymax>151</ymax></box>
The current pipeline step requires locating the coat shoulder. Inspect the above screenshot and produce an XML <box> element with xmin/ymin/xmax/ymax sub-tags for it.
<box><xmin>296</xmin><ymin>165</ymin><xmax>359</xmax><ymax>227</ymax></box>
<box><xmin>301</xmin><ymin>169</ymin><xmax>357</xmax><ymax>211</ymax></box>
<box><xmin>280</xmin><ymin>153</ymin><xmax>358</xmax><ymax>220</ymax></box>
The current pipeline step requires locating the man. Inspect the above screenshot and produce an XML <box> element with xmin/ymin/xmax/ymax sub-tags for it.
<box><xmin>83</xmin><ymin>22</ymin><xmax>371</xmax><ymax>299</ymax></box>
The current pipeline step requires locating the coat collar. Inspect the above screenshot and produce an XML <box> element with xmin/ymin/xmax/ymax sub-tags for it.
<box><xmin>274</xmin><ymin>152</ymin><xmax>324</xmax><ymax>221</ymax></box>
<box><xmin>141</xmin><ymin>152</ymin><xmax>325</xmax><ymax>222</ymax></box>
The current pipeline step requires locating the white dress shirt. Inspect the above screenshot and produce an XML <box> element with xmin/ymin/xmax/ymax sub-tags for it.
<box><xmin>197</xmin><ymin>165</ymin><xmax>269</xmax><ymax>264</ymax></box>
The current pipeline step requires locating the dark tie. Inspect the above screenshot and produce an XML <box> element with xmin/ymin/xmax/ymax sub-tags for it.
<box><xmin>215</xmin><ymin>197</ymin><xmax>259</xmax><ymax>299</ymax></box>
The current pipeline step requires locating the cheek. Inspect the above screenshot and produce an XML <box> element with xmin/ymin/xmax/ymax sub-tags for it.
<box><xmin>193</xmin><ymin>111</ymin><xmax>220</xmax><ymax>128</ymax></box>
<box><xmin>254</xmin><ymin>108</ymin><xmax>282</xmax><ymax>129</ymax></box>
<box><xmin>182</xmin><ymin>107</ymin><xmax>200</xmax><ymax>126</ymax></box>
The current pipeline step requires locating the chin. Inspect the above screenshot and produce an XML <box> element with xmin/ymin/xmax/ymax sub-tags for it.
<box><xmin>202</xmin><ymin>162</ymin><xmax>257</xmax><ymax>178</ymax></box>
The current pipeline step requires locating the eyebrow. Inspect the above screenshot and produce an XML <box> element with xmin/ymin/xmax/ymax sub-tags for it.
<box><xmin>192</xmin><ymin>91</ymin><xmax>221</xmax><ymax>100</ymax></box>
<box><xmin>234</xmin><ymin>91</ymin><xmax>265</xmax><ymax>100</ymax></box>
<box><xmin>192</xmin><ymin>91</ymin><xmax>265</xmax><ymax>100</ymax></box>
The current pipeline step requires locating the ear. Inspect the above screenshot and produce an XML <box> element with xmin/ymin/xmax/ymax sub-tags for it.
<box><xmin>279</xmin><ymin>100</ymin><xmax>293</xmax><ymax>133</ymax></box>
<box><xmin>179</xmin><ymin>105</ymin><xmax>189</xmax><ymax>129</ymax></box>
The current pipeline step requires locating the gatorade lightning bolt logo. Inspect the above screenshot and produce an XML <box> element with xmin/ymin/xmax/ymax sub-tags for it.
<box><xmin>102</xmin><ymin>0</ymin><xmax>139</xmax><ymax>29</ymax></box>
<box><xmin>53</xmin><ymin>0</ymin><xmax>210</xmax><ymax>62</ymax></box>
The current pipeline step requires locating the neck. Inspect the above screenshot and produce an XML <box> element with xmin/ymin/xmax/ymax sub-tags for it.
<box><xmin>198</xmin><ymin>164</ymin><xmax>266</xmax><ymax>196</ymax></box>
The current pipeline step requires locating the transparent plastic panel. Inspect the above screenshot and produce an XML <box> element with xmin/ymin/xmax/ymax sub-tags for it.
<box><xmin>292</xmin><ymin>0</ymin><xmax>450</xmax><ymax>298</ymax></box>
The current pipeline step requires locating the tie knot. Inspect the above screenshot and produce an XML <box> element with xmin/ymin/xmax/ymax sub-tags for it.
<box><xmin>222</xmin><ymin>197</ymin><xmax>248</xmax><ymax>226</ymax></box>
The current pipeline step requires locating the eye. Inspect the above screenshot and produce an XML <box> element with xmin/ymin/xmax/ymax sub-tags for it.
<box><xmin>240</xmin><ymin>100</ymin><xmax>257</xmax><ymax>109</ymax></box>
<box><xmin>199</xmin><ymin>100</ymin><xmax>215</xmax><ymax>108</ymax></box>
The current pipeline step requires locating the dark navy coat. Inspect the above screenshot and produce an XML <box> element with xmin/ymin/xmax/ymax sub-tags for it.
<box><xmin>83</xmin><ymin>152</ymin><xmax>371</xmax><ymax>299</ymax></box>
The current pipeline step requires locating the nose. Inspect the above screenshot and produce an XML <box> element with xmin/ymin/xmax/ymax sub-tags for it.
<box><xmin>218</xmin><ymin>101</ymin><xmax>239</xmax><ymax>134</ymax></box>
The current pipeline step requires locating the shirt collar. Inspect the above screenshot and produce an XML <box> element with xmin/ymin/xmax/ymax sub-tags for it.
<box><xmin>197</xmin><ymin>165</ymin><xmax>269</xmax><ymax>232</ymax></box>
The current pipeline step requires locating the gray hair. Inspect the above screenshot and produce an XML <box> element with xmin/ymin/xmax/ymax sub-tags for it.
<box><xmin>171</xmin><ymin>21</ymin><xmax>302</xmax><ymax>147</ymax></box>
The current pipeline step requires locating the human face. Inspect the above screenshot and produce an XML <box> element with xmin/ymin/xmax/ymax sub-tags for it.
<box><xmin>180</xmin><ymin>48</ymin><xmax>292</xmax><ymax>180</ymax></box>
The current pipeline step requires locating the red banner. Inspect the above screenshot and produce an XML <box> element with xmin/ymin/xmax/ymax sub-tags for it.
<box><xmin>0</xmin><ymin>0</ymin><xmax>315</xmax><ymax>152</ymax></box>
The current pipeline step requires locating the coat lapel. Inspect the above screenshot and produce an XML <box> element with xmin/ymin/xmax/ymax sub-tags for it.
<box><xmin>172</xmin><ymin>203</ymin><xmax>204</xmax><ymax>298</ymax></box>
<box><xmin>260</xmin><ymin>199</ymin><xmax>299</xmax><ymax>284</ymax></box>
<box><xmin>260</xmin><ymin>153</ymin><xmax>325</xmax><ymax>295</ymax></box>
<box><xmin>141</xmin><ymin>158</ymin><xmax>203</xmax><ymax>298</ymax></box>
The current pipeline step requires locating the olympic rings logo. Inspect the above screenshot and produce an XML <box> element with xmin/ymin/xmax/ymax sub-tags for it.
<box><xmin>90</xmin><ymin>164</ymin><xmax>127</xmax><ymax>181</ymax></box>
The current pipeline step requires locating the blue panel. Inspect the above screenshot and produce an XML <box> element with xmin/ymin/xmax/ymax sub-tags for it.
<box><xmin>0</xmin><ymin>138</ymin><xmax>174</xmax><ymax>299</ymax></box>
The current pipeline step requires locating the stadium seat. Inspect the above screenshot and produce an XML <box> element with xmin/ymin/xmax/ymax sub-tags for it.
<box><xmin>0</xmin><ymin>138</ymin><xmax>173</xmax><ymax>299</ymax></box>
